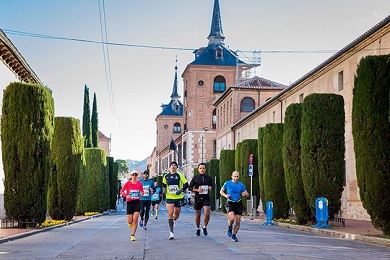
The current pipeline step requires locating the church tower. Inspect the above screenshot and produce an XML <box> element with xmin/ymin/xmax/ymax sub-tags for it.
<box><xmin>180</xmin><ymin>0</ymin><xmax>250</xmax><ymax>178</ymax></box>
<box><xmin>155</xmin><ymin>61</ymin><xmax>184</xmax><ymax>172</ymax></box>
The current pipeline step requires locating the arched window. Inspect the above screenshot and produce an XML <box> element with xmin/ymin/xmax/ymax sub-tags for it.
<box><xmin>173</xmin><ymin>123</ymin><xmax>181</xmax><ymax>133</ymax></box>
<box><xmin>241</xmin><ymin>97</ymin><xmax>255</xmax><ymax>112</ymax></box>
<box><xmin>213</xmin><ymin>75</ymin><xmax>226</xmax><ymax>92</ymax></box>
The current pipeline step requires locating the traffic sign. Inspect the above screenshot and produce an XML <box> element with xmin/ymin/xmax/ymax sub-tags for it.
<box><xmin>248</xmin><ymin>165</ymin><xmax>253</xmax><ymax>176</ymax></box>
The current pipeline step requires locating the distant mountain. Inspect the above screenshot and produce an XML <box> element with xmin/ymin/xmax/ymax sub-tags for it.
<box><xmin>126</xmin><ymin>158</ymin><xmax>147</xmax><ymax>173</ymax></box>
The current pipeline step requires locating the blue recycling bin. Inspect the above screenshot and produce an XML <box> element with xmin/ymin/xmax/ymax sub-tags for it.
<box><xmin>312</xmin><ymin>197</ymin><xmax>331</xmax><ymax>229</ymax></box>
<box><xmin>262</xmin><ymin>201</ymin><xmax>275</xmax><ymax>226</ymax></box>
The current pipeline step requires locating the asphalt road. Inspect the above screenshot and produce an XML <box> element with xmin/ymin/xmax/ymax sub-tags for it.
<box><xmin>0</xmin><ymin>203</ymin><xmax>389</xmax><ymax>259</ymax></box>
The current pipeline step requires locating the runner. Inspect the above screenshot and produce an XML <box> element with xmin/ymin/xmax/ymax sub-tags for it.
<box><xmin>151</xmin><ymin>181</ymin><xmax>161</xmax><ymax>219</ymax></box>
<box><xmin>162</xmin><ymin>161</ymin><xmax>189</xmax><ymax>240</ymax></box>
<box><xmin>120</xmin><ymin>170</ymin><xmax>144</xmax><ymax>241</ymax></box>
<box><xmin>220</xmin><ymin>171</ymin><xmax>249</xmax><ymax>242</ymax></box>
<box><xmin>188</xmin><ymin>163</ymin><xmax>213</xmax><ymax>236</ymax></box>
<box><xmin>139</xmin><ymin>170</ymin><xmax>155</xmax><ymax>230</ymax></box>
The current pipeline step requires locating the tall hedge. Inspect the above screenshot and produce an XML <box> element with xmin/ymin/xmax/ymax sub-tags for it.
<box><xmin>107</xmin><ymin>156</ymin><xmax>118</xmax><ymax>210</ymax></box>
<box><xmin>301</xmin><ymin>93</ymin><xmax>345</xmax><ymax>219</ymax></box>
<box><xmin>77</xmin><ymin>148</ymin><xmax>108</xmax><ymax>213</ymax></box>
<box><xmin>48</xmin><ymin>117</ymin><xmax>84</xmax><ymax>221</ymax></box>
<box><xmin>240</xmin><ymin>139</ymin><xmax>260</xmax><ymax>211</ymax></box>
<box><xmin>263</xmin><ymin>123</ymin><xmax>289</xmax><ymax>219</ymax></box>
<box><xmin>352</xmin><ymin>55</ymin><xmax>390</xmax><ymax>234</ymax></box>
<box><xmin>235</xmin><ymin>142</ymin><xmax>243</xmax><ymax>175</ymax></box>
<box><xmin>206</xmin><ymin>159</ymin><xmax>220</xmax><ymax>210</ymax></box>
<box><xmin>257</xmin><ymin>127</ymin><xmax>265</xmax><ymax>212</ymax></box>
<box><xmin>282</xmin><ymin>104</ymin><xmax>312</xmax><ymax>224</ymax></box>
<box><xmin>1</xmin><ymin>82</ymin><xmax>54</xmax><ymax>224</ymax></box>
<box><xmin>219</xmin><ymin>149</ymin><xmax>236</xmax><ymax>213</ymax></box>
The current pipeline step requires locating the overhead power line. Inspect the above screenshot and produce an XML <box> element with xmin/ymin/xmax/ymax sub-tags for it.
<box><xmin>1</xmin><ymin>28</ymin><xmax>339</xmax><ymax>54</ymax></box>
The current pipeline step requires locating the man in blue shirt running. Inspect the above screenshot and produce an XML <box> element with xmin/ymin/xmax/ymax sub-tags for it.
<box><xmin>220</xmin><ymin>171</ymin><xmax>249</xmax><ymax>242</ymax></box>
<box><xmin>139</xmin><ymin>170</ymin><xmax>155</xmax><ymax>230</ymax></box>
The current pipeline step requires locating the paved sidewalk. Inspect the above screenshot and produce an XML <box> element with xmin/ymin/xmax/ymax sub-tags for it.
<box><xmin>241</xmin><ymin>214</ymin><xmax>389</xmax><ymax>247</ymax></box>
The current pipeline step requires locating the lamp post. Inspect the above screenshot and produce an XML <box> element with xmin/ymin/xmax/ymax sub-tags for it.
<box><xmin>201</xmin><ymin>135</ymin><xmax>204</xmax><ymax>163</ymax></box>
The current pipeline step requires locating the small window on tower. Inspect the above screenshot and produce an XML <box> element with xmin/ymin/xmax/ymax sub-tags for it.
<box><xmin>216</xmin><ymin>47</ymin><xmax>223</xmax><ymax>58</ymax></box>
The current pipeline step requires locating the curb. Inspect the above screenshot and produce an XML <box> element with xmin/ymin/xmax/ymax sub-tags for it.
<box><xmin>275</xmin><ymin>222</ymin><xmax>390</xmax><ymax>247</ymax></box>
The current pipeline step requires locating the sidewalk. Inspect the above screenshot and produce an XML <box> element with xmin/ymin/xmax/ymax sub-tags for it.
<box><xmin>1</xmin><ymin>212</ymin><xmax>389</xmax><ymax>247</ymax></box>
<box><xmin>241</xmin><ymin>214</ymin><xmax>390</xmax><ymax>247</ymax></box>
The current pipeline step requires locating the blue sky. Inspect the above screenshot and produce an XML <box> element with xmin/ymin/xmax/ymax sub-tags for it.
<box><xmin>1</xmin><ymin>0</ymin><xmax>389</xmax><ymax>162</ymax></box>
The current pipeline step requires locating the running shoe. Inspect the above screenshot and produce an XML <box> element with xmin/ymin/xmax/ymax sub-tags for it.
<box><xmin>128</xmin><ymin>223</ymin><xmax>132</xmax><ymax>228</ymax></box>
<box><xmin>227</xmin><ymin>226</ymin><xmax>233</xmax><ymax>237</ymax></box>
<box><xmin>155</xmin><ymin>215</ymin><xmax>158</xmax><ymax>219</ymax></box>
<box><xmin>203</xmin><ymin>227</ymin><xmax>208</xmax><ymax>236</ymax></box>
<box><xmin>231</xmin><ymin>235</ymin><xmax>238</xmax><ymax>242</ymax></box>
<box><xmin>130</xmin><ymin>235</ymin><xmax>136</xmax><ymax>241</ymax></box>
<box><xmin>169</xmin><ymin>232</ymin><xmax>175</xmax><ymax>240</ymax></box>
<box><xmin>151</xmin><ymin>211</ymin><xmax>155</xmax><ymax>217</ymax></box>
<box><xmin>195</xmin><ymin>229</ymin><xmax>201</xmax><ymax>236</ymax></box>
<box><xmin>143</xmin><ymin>225</ymin><xmax>147</xmax><ymax>230</ymax></box>
<box><xmin>139</xmin><ymin>220</ymin><xmax>143</xmax><ymax>228</ymax></box>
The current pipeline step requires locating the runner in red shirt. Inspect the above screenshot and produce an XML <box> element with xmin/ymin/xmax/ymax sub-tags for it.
<box><xmin>120</xmin><ymin>170</ymin><xmax>144</xmax><ymax>241</ymax></box>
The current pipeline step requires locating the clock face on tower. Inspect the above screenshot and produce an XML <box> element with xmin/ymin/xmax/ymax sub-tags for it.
<box><xmin>198</xmin><ymin>80</ymin><xmax>204</xmax><ymax>86</ymax></box>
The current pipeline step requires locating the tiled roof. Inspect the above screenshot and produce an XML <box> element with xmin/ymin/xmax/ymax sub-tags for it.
<box><xmin>233</xmin><ymin>76</ymin><xmax>287</xmax><ymax>90</ymax></box>
<box><xmin>214</xmin><ymin>76</ymin><xmax>287</xmax><ymax>106</ymax></box>
<box><xmin>190</xmin><ymin>44</ymin><xmax>245</xmax><ymax>66</ymax></box>
<box><xmin>159</xmin><ymin>99</ymin><xmax>183</xmax><ymax>116</ymax></box>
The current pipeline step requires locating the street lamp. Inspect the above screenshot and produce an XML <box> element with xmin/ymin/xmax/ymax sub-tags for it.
<box><xmin>201</xmin><ymin>127</ymin><xmax>208</xmax><ymax>163</ymax></box>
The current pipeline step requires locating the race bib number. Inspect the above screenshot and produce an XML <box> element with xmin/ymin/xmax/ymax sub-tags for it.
<box><xmin>152</xmin><ymin>193</ymin><xmax>159</xmax><ymax>199</ymax></box>
<box><xmin>129</xmin><ymin>190</ymin><xmax>140</xmax><ymax>199</ymax></box>
<box><xmin>168</xmin><ymin>185</ymin><xmax>179</xmax><ymax>194</ymax></box>
<box><xmin>199</xmin><ymin>185</ymin><xmax>209</xmax><ymax>195</ymax></box>
<box><xmin>143</xmin><ymin>185</ymin><xmax>150</xmax><ymax>196</ymax></box>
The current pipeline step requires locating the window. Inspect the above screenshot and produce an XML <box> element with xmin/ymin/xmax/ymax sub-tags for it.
<box><xmin>216</xmin><ymin>47</ymin><xmax>223</xmax><ymax>58</ymax></box>
<box><xmin>183</xmin><ymin>141</ymin><xmax>187</xmax><ymax>160</ymax></box>
<box><xmin>173</xmin><ymin>123</ymin><xmax>181</xmax><ymax>133</ymax></box>
<box><xmin>213</xmin><ymin>76</ymin><xmax>226</xmax><ymax>92</ymax></box>
<box><xmin>299</xmin><ymin>93</ymin><xmax>304</xmax><ymax>103</ymax></box>
<box><xmin>240</xmin><ymin>97</ymin><xmax>255</xmax><ymax>112</ymax></box>
<box><xmin>212</xmin><ymin>109</ymin><xmax>217</xmax><ymax>129</ymax></box>
<box><xmin>338</xmin><ymin>71</ymin><xmax>344</xmax><ymax>91</ymax></box>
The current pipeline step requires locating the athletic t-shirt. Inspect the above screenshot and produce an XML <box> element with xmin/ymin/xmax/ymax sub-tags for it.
<box><xmin>151</xmin><ymin>187</ymin><xmax>161</xmax><ymax>201</ymax></box>
<box><xmin>140</xmin><ymin>179</ymin><xmax>155</xmax><ymax>201</ymax></box>
<box><xmin>163</xmin><ymin>171</ymin><xmax>188</xmax><ymax>200</ymax></box>
<box><xmin>221</xmin><ymin>180</ymin><xmax>247</xmax><ymax>202</ymax></box>
<box><xmin>189</xmin><ymin>174</ymin><xmax>213</xmax><ymax>199</ymax></box>
<box><xmin>120</xmin><ymin>181</ymin><xmax>143</xmax><ymax>202</ymax></box>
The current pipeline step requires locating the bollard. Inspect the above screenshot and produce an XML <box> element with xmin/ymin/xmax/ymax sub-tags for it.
<box><xmin>312</xmin><ymin>197</ymin><xmax>331</xmax><ymax>229</ymax></box>
<box><xmin>262</xmin><ymin>201</ymin><xmax>275</xmax><ymax>226</ymax></box>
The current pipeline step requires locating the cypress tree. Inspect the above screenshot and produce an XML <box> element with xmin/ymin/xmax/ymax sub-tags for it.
<box><xmin>219</xmin><ymin>149</ymin><xmax>236</xmax><ymax>213</ymax></box>
<box><xmin>301</xmin><ymin>93</ymin><xmax>345</xmax><ymax>219</ymax></box>
<box><xmin>235</xmin><ymin>142</ymin><xmax>242</xmax><ymax>174</ymax></box>
<box><xmin>1</xmin><ymin>82</ymin><xmax>54</xmax><ymax>225</ymax></box>
<box><xmin>48</xmin><ymin>117</ymin><xmax>84</xmax><ymax>221</ymax></box>
<box><xmin>107</xmin><ymin>157</ymin><xmax>118</xmax><ymax>210</ymax></box>
<box><xmin>352</xmin><ymin>55</ymin><xmax>390</xmax><ymax>234</ymax></box>
<box><xmin>240</xmin><ymin>139</ymin><xmax>260</xmax><ymax>212</ymax></box>
<box><xmin>263</xmin><ymin>123</ymin><xmax>289</xmax><ymax>219</ymax></box>
<box><xmin>82</xmin><ymin>85</ymin><xmax>92</xmax><ymax>148</ymax></box>
<box><xmin>206</xmin><ymin>159</ymin><xmax>220</xmax><ymax>210</ymax></box>
<box><xmin>91</xmin><ymin>92</ymin><xmax>99</xmax><ymax>148</ymax></box>
<box><xmin>77</xmin><ymin>148</ymin><xmax>108</xmax><ymax>213</ymax></box>
<box><xmin>282</xmin><ymin>103</ymin><xmax>312</xmax><ymax>224</ymax></box>
<box><xmin>257</xmin><ymin>127</ymin><xmax>266</xmax><ymax>212</ymax></box>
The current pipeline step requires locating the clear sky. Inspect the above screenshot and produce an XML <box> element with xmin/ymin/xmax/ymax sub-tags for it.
<box><xmin>0</xmin><ymin>0</ymin><xmax>389</xmax><ymax>162</ymax></box>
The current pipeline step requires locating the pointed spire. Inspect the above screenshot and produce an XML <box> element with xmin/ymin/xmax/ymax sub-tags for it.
<box><xmin>170</xmin><ymin>57</ymin><xmax>180</xmax><ymax>99</ymax></box>
<box><xmin>208</xmin><ymin>0</ymin><xmax>225</xmax><ymax>45</ymax></box>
